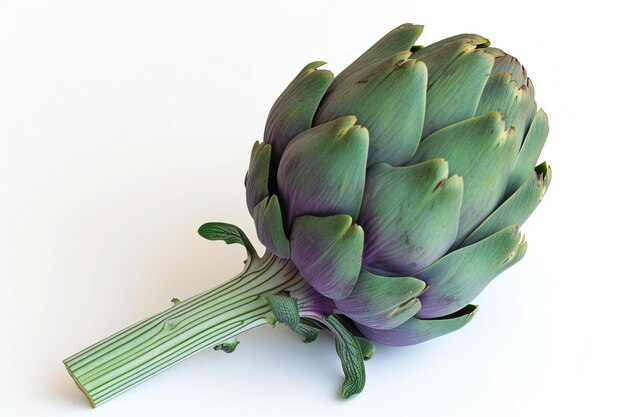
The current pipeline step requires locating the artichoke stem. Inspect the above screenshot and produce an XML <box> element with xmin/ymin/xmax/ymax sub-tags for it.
<box><xmin>63</xmin><ymin>253</ymin><xmax>302</xmax><ymax>407</ymax></box>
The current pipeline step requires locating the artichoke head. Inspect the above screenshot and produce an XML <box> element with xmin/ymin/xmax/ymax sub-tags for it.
<box><xmin>245</xmin><ymin>23</ymin><xmax>551</xmax><ymax>346</ymax></box>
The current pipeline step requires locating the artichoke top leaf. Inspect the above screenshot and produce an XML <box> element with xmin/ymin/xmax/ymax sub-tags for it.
<box><xmin>333</xmin><ymin>23</ymin><xmax>424</xmax><ymax>85</ymax></box>
<box><xmin>314</xmin><ymin>52</ymin><xmax>428</xmax><ymax>166</ymax></box>
<box><xmin>264</xmin><ymin>61</ymin><xmax>334</xmax><ymax>165</ymax></box>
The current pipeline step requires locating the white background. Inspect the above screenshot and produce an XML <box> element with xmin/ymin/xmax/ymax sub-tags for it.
<box><xmin>1</xmin><ymin>1</ymin><xmax>624</xmax><ymax>416</ymax></box>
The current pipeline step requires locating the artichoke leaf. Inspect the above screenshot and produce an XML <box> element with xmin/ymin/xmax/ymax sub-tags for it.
<box><xmin>422</xmin><ymin>48</ymin><xmax>494</xmax><ymax>137</ymax></box>
<box><xmin>356</xmin><ymin>305</ymin><xmax>478</xmax><ymax>346</ymax></box>
<box><xmin>197</xmin><ymin>222</ymin><xmax>258</xmax><ymax>259</ymax></box>
<box><xmin>475</xmin><ymin>72</ymin><xmax>535</xmax><ymax>153</ymax></box>
<box><xmin>290</xmin><ymin>214</ymin><xmax>364</xmax><ymax>300</ymax></box>
<box><xmin>264</xmin><ymin>61</ymin><xmax>333</xmax><ymax>163</ymax></box>
<box><xmin>315</xmin><ymin>52</ymin><xmax>427</xmax><ymax>166</ymax></box>
<box><xmin>277</xmin><ymin>116</ymin><xmax>368</xmax><ymax>226</ymax></box>
<box><xmin>506</xmin><ymin>109</ymin><xmax>549</xmax><ymax>195</ymax></box>
<box><xmin>252</xmin><ymin>195</ymin><xmax>290</xmax><ymax>258</ymax></box>
<box><xmin>335</xmin><ymin>270</ymin><xmax>427</xmax><ymax>330</ymax></box>
<box><xmin>334</xmin><ymin>23</ymin><xmax>423</xmax><ymax>84</ymax></box>
<box><xmin>464</xmin><ymin>162</ymin><xmax>551</xmax><ymax>246</ymax></box>
<box><xmin>412</xmin><ymin>33</ymin><xmax>490</xmax><ymax>56</ymax></box>
<box><xmin>245</xmin><ymin>141</ymin><xmax>271</xmax><ymax>214</ymax></box>
<box><xmin>355</xmin><ymin>336</ymin><xmax>376</xmax><ymax>361</ymax></box>
<box><xmin>416</xmin><ymin>225</ymin><xmax>527</xmax><ymax>318</ymax></box>
<box><xmin>266</xmin><ymin>295</ymin><xmax>323</xmax><ymax>343</ymax></box>
<box><xmin>485</xmin><ymin>47</ymin><xmax>527</xmax><ymax>86</ymax></box>
<box><xmin>359</xmin><ymin>159</ymin><xmax>463</xmax><ymax>276</ymax></box>
<box><xmin>294</xmin><ymin>318</ymin><xmax>322</xmax><ymax>343</ymax></box>
<box><xmin>266</xmin><ymin>294</ymin><xmax>300</xmax><ymax>330</ymax></box>
<box><xmin>409</xmin><ymin>111</ymin><xmax>517</xmax><ymax>245</ymax></box>
<box><xmin>213</xmin><ymin>340</ymin><xmax>240</xmax><ymax>353</ymax></box>
<box><xmin>324</xmin><ymin>315</ymin><xmax>366</xmax><ymax>399</ymax></box>
<box><xmin>411</xmin><ymin>35</ymin><xmax>490</xmax><ymax>88</ymax></box>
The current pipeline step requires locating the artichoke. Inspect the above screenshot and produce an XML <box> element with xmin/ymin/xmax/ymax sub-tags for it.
<box><xmin>64</xmin><ymin>23</ymin><xmax>551</xmax><ymax>406</ymax></box>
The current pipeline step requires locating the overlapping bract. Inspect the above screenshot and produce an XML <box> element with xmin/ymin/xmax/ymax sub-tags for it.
<box><xmin>245</xmin><ymin>23</ymin><xmax>550</xmax><ymax>346</ymax></box>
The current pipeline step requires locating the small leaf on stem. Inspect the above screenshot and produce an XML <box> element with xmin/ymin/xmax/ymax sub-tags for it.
<box><xmin>324</xmin><ymin>315</ymin><xmax>366</xmax><ymax>399</ymax></box>
<box><xmin>214</xmin><ymin>340</ymin><xmax>240</xmax><ymax>354</ymax></box>
<box><xmin>197</xmin><ymin>222</ymin><xmax>258</xmax><ymax>259</ymax></box>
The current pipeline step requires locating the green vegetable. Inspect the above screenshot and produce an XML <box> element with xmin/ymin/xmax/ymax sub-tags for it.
<box><xmin>64</xmin><ymin>23</ymin><xmax>550</xmax><ymax>406</ymax></box>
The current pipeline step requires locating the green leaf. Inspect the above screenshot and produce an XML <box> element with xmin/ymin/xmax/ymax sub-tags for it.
<box><xmin>409</xmin><ymin>112</ymin><xmax>517</xmax><ymax>244</ymax></box>
<box><xmin>290</xmin><ymin>214</ymin><xmax>364</xmax><ymax>300</ymax></box>
<box><xmin>422</xmin><ymin>49</ymin><xmax>494</xmax><ymax>138</ymax></box>
<box><xmin>277</xmin><ymin>116</ymin><xmax>369</xmax><ymax>226</ymax></box>
<box><xmin>523</xmin><ymin>78</ymin><xmax>538</xmax><ymax>131</ymax></box>
<box><xmin>506</xmin><ymin>109</ymin><xmax>549</xmax><ymax>196</ymax></box>
<box><xmin>264</xmin><ymin>61</ymin><xmax>334</xmax><ymax>163</ymax></box>
<box><xmin>334</xmin><ymin>23</ymin><xmax>423</xmax><ymax>84</ymax></box>
<box><xmin>356</xmin><ymin>304</ymin><xmax>478</xmax><ymax>346</ymax></box>
<box><xmin>197</xmin><ymin>222</ymin><xmax>258</xmax><ymax>258</ymax></box>
<box><xmin>358</xmin><ymin>159</ymin><xmax>463</xmax><ymax>276</ymax></box>
<box><xmin>213</xmin><ymin>340</ymin><xmax>240</xmax><ymax>353</ymax></box>
<box><xmin>315</xmin><ymin>52</ymin><xmax>427</xmax><ymax>166</ymax></box>
<box><xmin>485</xmin><ymin>47</ymin><xmax>527</xmax><ymax>86</ymax></box>
<box><xmin>294</xmin><ymin>318</ymin><xmax>322</xmax><ymax>343</ymax></box>
<box><xmin>265</xmin><ymin>294</ymin><xmax>300</xmax><ymax>331</ymax></box>
<box><xmin>464</xmin><ymin>162</ymin><xmax>551</xmax><ymax>246</ymax></box>
<box><xmin>411</xmin><ymin>35</ymin><xmax>490</xmax><ymax>88</ymax></box>
<box><xmin>324</xmin><ymin>315</ymin><xmax>366</xmax><ymax>399</ymax></box>
<box><xmin>252</xmin><ymin>195</ymin><xmax>290</xmax><ymax>258</ymax></box>
<box><xmin>335</xmin><ymin>270</ymin><xmax>427</xmax><ymax>330</ymax></box>
<box><xmin>416</xmin><ymin>225</ymin><xmax>526</xmax><ymax>318</ymax></box>
<box><xmin>245</xmin><ymin>141</ymin><xmax>271</xmax><ymax>215</ymax></box>
<box><xmin>355</xmin><ymin>336</ymin><xmax>376</xmax><ymax>361</ymax></box>
<box><xmin>413</xmin><ymin>33</ymin><xmax>490</xmax><ymax>56</ymax></box>
<box><xmin>266</xmin><ymin>297</ymin><xmax>322</xmax><ymax>342</ymax></box>
<box><xmin>475</xmin><ymin>71</ymin><xmax>535</xmax><ymax>152</ymax></box>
